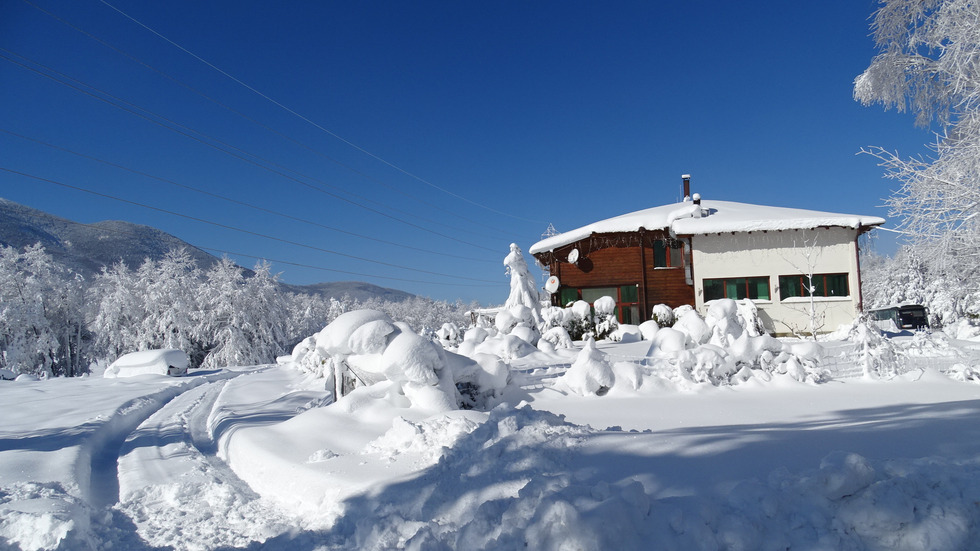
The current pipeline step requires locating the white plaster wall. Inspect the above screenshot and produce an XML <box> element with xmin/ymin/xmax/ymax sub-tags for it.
<box><xmin>690</xmin><ymin>228</ymin><xmax>861</xmax><ymax>335</ymax></box>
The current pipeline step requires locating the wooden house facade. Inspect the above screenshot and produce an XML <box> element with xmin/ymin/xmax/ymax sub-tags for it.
<box><xmin>530</xmin><ymin>182</ymin><xmax>885</xmax><ymax>333</ymax></box>
<box><xmin>532</xmin><ymin>230</ymin><xmax>694</xmax><ymax>325</ymax></box>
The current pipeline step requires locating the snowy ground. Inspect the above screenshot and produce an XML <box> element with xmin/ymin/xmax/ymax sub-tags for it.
<box><xmin>3</xmin><ymin>339</ymin><xmax>980</xmax><ymax>550</ymax></box>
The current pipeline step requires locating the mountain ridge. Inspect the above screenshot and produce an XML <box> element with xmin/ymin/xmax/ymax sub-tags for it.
<box><xmin>0</xmin><ymin>197</ymin><xmax>413</xmax><ymax>302</ymax></box>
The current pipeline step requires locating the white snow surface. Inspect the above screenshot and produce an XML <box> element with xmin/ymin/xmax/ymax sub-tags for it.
<box><xmin>529</xmin><ymin>199</ymin><xmax>886</xmax><ymax>253</ymax></box>
<box><xmin>3</xmin><ymin>336</ymin><xmax>980</xmax><ymax>549</ymax></box>
<box><xmin>104</xmin><ymin>349</ymin><xmax>189</xmax><ymax>378</ymax></box>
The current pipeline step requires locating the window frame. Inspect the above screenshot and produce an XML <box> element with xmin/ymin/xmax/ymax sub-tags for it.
<box><xmin>702</xmin><ymin>276</ymin><xmax>771</xmax><ymax>301</ymax></box>
<box><xmin>652</xmin><ymin>239</ymin><xmax>684</xmax><ymax>269</ymax></box>
<box><xmin>778</xmin><ymin>273</ymin><xmax>850</xmax><ymax>300</ymax></box>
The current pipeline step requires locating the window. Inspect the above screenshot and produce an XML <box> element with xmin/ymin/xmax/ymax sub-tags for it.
<box><xmin>703</xmin><ymin>277</ymin><xmax>770</xmax><ymax>301</ymax></box>
<box><xmin>559</xmin><ymin>287</ymin><xmax>580</xmax><ymax>307</ymax></box>
<box><xmin>652</xmin><ymin>239</ymin><xmax>683</xmax><ymax>268</ymax></box>
<box><xmin>778</xmin><ymin>273</ymin><xmax>849</xmax><ymax>300</ymax></box>
<box><xmin>557</xmin><ymin>284</ymin><xmax>640</xmax><ymax>324</ymax></box>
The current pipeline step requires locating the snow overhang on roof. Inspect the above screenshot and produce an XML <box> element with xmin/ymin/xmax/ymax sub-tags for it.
<box><xmin>528</xmin><ymin>199</ymin><xmax>886</xmax><ymax>254</ymax></box>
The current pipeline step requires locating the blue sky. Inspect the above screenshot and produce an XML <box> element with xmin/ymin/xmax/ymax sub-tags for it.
<box><xmin>1</xmin><ymin>1</ymin><xmax>931</xmax><ymax>304</ymax></box>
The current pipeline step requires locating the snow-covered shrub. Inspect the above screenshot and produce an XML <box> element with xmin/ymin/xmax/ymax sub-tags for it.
<box><xmin>510</xmin><ymin>325</ymin><xmax>537</xmax><ymax>345</ymax></box>
<box><xmin>436</xmin><ymin>322</ymin><xmax>462</xmax><ymax>349</ymax></box>
<box><xmin>540</xmin><ymin>306</ymin><xmax>568</xmax><ymax>329</ymax></box>
<box><xmin>647</xmin><ymin>327</ymin><xmax>687</xmax><ymax>356</ymax></box>
<box><xmin>675</xmin><ymin>344</ymin><xmax>739</xmax><ymax>385</ymax></box>
<box><xmin>846</xmin><ymin>316</ymin><xmax>902</xmax><ymax>379</ymax></box>
<box><xmin>947</xmin><ymin>363</ymin><xmax>980</xmax><ymax>383</ymax></box>
<box><xmin>608</xmin><ymin>324</ymin><xmax>641</xmax><ymax>343</ymax></box>
<box><xmin>284</xmin><ymin>309</ymin><xmax>509</xmax><ymax>409</ymax></box>
<box><xmin>494</xmin><ymin>309</ymin><xmax>519</xmax><ymax>334</ymax></box>
<box><xmin>637</xmin><ymin>320</ymin><xmax>660</xmax><ymax>341</ymax></box>
<box><xmin>565</xmin><ymin>300</ymin><xmax>596</xmax><ymax>341</ymax></box>
<box><xmin>559</xmin><ymin>338</ymin><xmax>614</xmax><ymax>395</ymax></box>
<box><xmin>471</xmin><ymin>333</ymin><xmax>537</xmax><ymax>360</ymax></box>
<box><xmin>651</xmin><ymin>304</ymin><xmax>674</xmax><ymax>327</ymax></box>
<box><xmin>592</xmin><ymin>296</ymin><xmax>619</xmax><ymax>340</ymax></box>
<box><xmin>540</xmin><ymin>326</ymin><xmax>574</xmax><ymax>349</ymax></box>
<box><xmin>705</xmin><ymin>299</ymin><xmax>744</xmax><ymax>347</ymax></box>
<box><xmin>945</xmin><ymin>319</ymin><xmax>980</xmax><ymax>341</ymax></box>
<box><xmin>673</xmin><ymin>309</ymin><xmax>710</xmax><ymax>346</ymax></box>
<box><xmin>736</xmin><ymin>299</ymin><xmax>766</xmax><ymax>337</ymax></box>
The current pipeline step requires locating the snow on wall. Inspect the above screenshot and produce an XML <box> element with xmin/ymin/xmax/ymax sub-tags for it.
<box><xmin>691</xmin><ymin>228</ymin><xmax>862</xmax><ymax>334</ymax></box>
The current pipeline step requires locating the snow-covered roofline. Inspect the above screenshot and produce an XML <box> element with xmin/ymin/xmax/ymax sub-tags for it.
<box><xmin>529</xmin><ymin>199</ymin><xmax>885</xmax><ymax>254</ymax></box>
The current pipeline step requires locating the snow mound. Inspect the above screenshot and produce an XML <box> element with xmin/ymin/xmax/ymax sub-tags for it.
<box><xmin>0</xmin><ymin>482</ymin><xmax>87</xmax><ymax>551</ymax></box>
<box><xmin>104</xmin><ymin>349</ymin><xmax>189</xmax><ymax>378</ymax></box>
<box><xmin>559</xmin><ymin>339</ymin><xmax>614</xmax><ymax>395</ymax></box>
<box><xmin>316</xmin><ymin>309</ymin><xmax>391</xmax><ymax>357</ymax></box>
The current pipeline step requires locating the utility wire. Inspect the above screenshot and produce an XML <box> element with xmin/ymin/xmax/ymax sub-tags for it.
<box><xmin>20</xmin><ymin>0</ymin><xmax>527</xmax><ymax>241</ymax></box>
<box><xmin>198</xmin><ymin>247</ymin><xmax>497</xmax><ymax>287</ymax></box>
<box><xmin>0</xmin><ymin>167</ymin><xmax>504</xmax><ymax>284</ymax></box>
<box><xmin>97</xmin><ymin>0</ymin><xmax>546</xmax><ymax>225</ymax></box>
<box><xmin>0</xmin><ymin>49</ymin><xmax>502</xmax><ymax>252</ymax></box>
<box><xmin>0</xmin><ymin>127</ymin><xmax>498</xmax><ymax>264</ymax></box>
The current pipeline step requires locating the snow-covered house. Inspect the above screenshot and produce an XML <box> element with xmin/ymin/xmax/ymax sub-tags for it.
<box><xmin>529</xmin><ymin>179</ymin><xmax>885</xmax><ymax>335</ymax></box>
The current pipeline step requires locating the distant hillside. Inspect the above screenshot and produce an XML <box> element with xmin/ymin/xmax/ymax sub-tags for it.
<box><xmin>0</xmin><ymin>197</ymin><xmax>222</xmax><ymax>278</ymax></box>
<box><xmin>0</xmin><ymin>198</ymin><xmax>414</xmax><ymax>302</ymax></box>
<box><xmin>284</xmin><ymin>281</ymin><xmax>414</xmax><ymax>303</ymax></box>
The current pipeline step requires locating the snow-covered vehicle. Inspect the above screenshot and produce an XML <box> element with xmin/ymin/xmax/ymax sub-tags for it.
<box><xmin>868</xmin><ymin>304</ymin><xmax>930</xmax><ymax>331</ymax></box>
<box><xmin>103</xmin><ymin>349</ymin><xmax>189</xmax><ymax>378</ymax></box>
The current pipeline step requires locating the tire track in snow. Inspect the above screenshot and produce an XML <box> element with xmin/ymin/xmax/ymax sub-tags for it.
<box><xmin>83</xmin><ymin>378</ymin><xmax>212</xmax><ymax>511</ymax></box>
<box><xmin>114</xmin><ymin>366</ymin><xmax>328</xmax><ymax>550</ymax></box>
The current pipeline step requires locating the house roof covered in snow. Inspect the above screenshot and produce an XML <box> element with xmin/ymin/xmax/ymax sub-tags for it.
<box><xmin>528</xmin><ymin>199</ymin><xmax>886</xmax><ymax>254</ymax></box>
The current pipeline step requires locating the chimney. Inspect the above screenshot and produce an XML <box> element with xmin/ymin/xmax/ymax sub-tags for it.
<box><xmin>682</xmin><ymin>174</ymin><xmax>691</xmax><ymax>200</ymax></box>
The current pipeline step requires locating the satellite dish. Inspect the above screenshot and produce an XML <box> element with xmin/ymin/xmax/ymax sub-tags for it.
<box><xmin>545</xmin><ymin>276</ymin><xmax>560</xmax><ymax>294</ymax></box>
<box><xmin>567</xmin><ymin>248</ymin><xmax>580</xmax><ymax>264</ymax></box>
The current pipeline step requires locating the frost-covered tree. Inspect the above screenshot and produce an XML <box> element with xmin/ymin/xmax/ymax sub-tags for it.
<box><xmin>199</xmin><ymin>259</ymin><xmax>289</xmax><ymax>368</ymax></box>
<box><xmin>136</xmin><ymin>249</ymin><xmax>205</xmax><ymax>358</ymax></box>
<box><xmin>856</xmin><ymin>0</ymin><xmax>980</xmax><ymax>314</ymax></box>
<box><xmin>503</xmin><ymin>243</ymin><xmax>542</xmax><ymax>325</ymax></box>
<box><xmin>89</xmin><ymin>260</ymin><xmax>142</xmax><ymax>362</ymax></box>
<box><xmin>0</xmin><ymin>244</ymin><xmax>85</xmax><ymax>376</ymax></box>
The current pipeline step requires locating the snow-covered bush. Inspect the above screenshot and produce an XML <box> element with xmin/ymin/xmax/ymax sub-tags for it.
<box><xmin>565</xmin><ymin>300</ymin><xmax>596</xmax><ymax>341</ymax></box>
<box><xmin>436</xmin><ymin>322</ymin><xmax>462</xmax><ymax>349</ymax></box>
<box><xmin>284</xmin><ymin>309</ymin><xmax>510</xmax><ymax>409</ymax></box>
<box><xmin>647</xmin><ymin>307</ymin><xmax>829</xmax><ymax>385</ymax></box>
<box><xmin>947</xmin><ymin>363</ymin><xmax>980</xmax><ymax>383</ymax></box>
<box><xmin>608</xmin><ymin>324</ymin><xmax>642</xmax><ymax>343</ymax></box>
<box><xmin>651</xmin><ymin>304</ymin><xmax>674</xmax><ymax>327</ymax></box>
<box><xmin>592</xmin><ymin>296</ymin><xmax>619</xmax><ymax>340</ymax></box>
<box><xmin>673</xmin><ymin>309</ymin><xmax>710</xmax><ymax>346</ymax></box>
<box><xmin>846</xmin><ymin>316</ymin><xmax>903</xmax><ymax>379</ymax></box>
<box><xmin>638</xmin><ymin>320</ymin><xmax>660</xmax><ymax>341</ymax></box>
<box><xmin>558</xmin><ymin>338</ymin><xmax>614</xmax><ymax>395</ymax></box>
<box><xmin>945</xmin><ymin>319</ymin><xmax>980</xmax><ymax>341</ymax></box>
<box><xmin>705</xmin><ymin>299</ymin><xmax>744</xmax><ymax>347</ymax></box>
<box><xmin>540</xmin><ymin>326</ymin><xmax>574</xmax><ymax>349</ymax></box>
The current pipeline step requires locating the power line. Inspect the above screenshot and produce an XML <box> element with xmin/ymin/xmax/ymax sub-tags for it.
<box><xmin>0</xmin><ymin>48</ymin><xmax>503</xmax><ymax>252</ymax></box>
<box><xmin>96</xmin><ymin>0</ymin><xmax>546</xmax><ymax>225</ymax></box>
<box><xmin>198</xmin><ymin>247</ymin><xmax>497</xmax><ymax>287</ymax></box>
<box><xmin>19</xmin><ymin>0</ymin><xmax>528</xmax><ymax>241</ymax></box>
<box><xmin>0</xmin><ymin>127</ymin><xmax>498</xmax><ymax>265</ymax></box>
<box><xmin>0</xmin><ymin>167</ymin><xmax>504</xmax><ymax>284</ymax></box>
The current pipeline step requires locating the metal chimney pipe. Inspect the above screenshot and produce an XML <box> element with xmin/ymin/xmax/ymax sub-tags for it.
<box><xmin>682</xmin><ymin>174</ymin><xmax>691</xmax><ymax>200</ymax></box>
